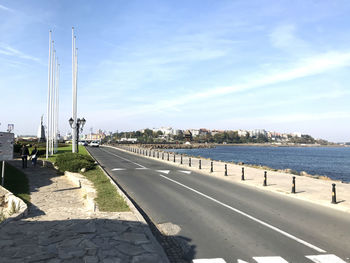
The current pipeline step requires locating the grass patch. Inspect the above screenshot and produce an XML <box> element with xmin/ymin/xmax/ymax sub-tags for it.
<box><xmin>83</xmin><ymin>166</ymin><xmax>129</xmax><ymax>212</ymax></box>
<box><xmin>38</xmin><ymin>145</ymin><xmax>88</xmax><ymax>163</ymax></box>
<box><xmin>0</xmin><ymin>162</ymin><xmax>30</xmax><ymax>205</ymax></box>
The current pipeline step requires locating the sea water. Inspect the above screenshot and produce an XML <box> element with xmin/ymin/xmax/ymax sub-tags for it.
<box><xmin>170</xmin><ymin>146</ymin><xmax>350</xmax><ymax>182</ymax></box>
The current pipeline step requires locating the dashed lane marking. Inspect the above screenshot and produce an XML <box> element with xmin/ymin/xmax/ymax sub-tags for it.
<box><xmin>100</xmin><ymin>148</ymin><xmax>147</xmax><ymax>169</ymax></box>
<box><xmin>158</xmin><ymin>174</ymin><xmax>326</xmax><ymax>253</ymax></box>
<box><xmin>179</xmin><ymin>170</ymin><xmax>192</xmax><ymax>174</ymax></box>
<box><xmin>253</xmin><ymin>256</ymin><xmax>289</xmax><ymax>263</ymax></box>
<box><xmin>156</xmin><ymin>170</ymin><xmax>170</xmax><ymax>174</ymax></box>
<box><xmin>193</xmin><ymin>259</ymin><xmax>226</xmax><ymax>263</ymax></box>
<box><xmin>111</xmin><ymin>168</ymin><xmax>126</xmax><ymax>171</ymax></box>
<box><xmin>306</xmin><ymin>254</ymin><xmax>347</xmax><ymax>263</ymax></box>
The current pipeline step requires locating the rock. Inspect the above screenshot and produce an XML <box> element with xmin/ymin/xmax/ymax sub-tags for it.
<box><xmin>81</xmin><ymin>168</ymin><xmax>87</xmax><ymax>173</ymax></box>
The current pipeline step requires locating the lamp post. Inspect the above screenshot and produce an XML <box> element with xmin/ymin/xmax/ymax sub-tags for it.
<box><xmin>69</xmin><ymin>117</ymin><xmax>86</xmax><ymax>153</ymax></box>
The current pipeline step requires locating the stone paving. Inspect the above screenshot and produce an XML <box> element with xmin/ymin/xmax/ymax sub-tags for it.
<box><xmin>0</xmin><ymin>160</ymin><xmax>166</xmax><ymax>263</ymax></box>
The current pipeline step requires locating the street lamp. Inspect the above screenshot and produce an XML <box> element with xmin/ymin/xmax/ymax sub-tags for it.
<box><xmin>69</xmin><ymin>117</ymin><xmax>86</xmax><ymax>153</ymax></box>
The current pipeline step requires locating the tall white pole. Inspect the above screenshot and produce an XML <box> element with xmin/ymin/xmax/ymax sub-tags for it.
<box><xmin>72</xmin><ymin>27</ymin><xmax>77</xmax><ymax>153</ymax></box>
<box><xmin>55</xmin><ymin>63</ymin><xmax>60</xmax><ymax>153</ymax></box>
<box><xmin>46</xmin><ymin>31</ymin><xmax>52</xmax><ymax>159</ymax></box>
<box><xmin>51</xmin><ymin>50</ymin><xmax>55</xmax><ymax>155</ymax></box>
<box><xmin>53</xmin><ymin>58</ymin><xmax>58</xmax><ymax>153</ymax></box>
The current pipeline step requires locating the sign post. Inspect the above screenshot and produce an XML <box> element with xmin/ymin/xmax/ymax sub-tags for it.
<box><xmin>0</xmin><ymin>132</ymin><xmax>14</xmax><ymax>186</ymax></box>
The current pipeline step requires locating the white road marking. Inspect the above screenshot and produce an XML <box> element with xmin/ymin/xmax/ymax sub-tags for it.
<box><xmin>179</xmin><ymin>170</ymin><xmax>192</xmax><ymax>174</ymax></box>
<box><xmin>111</xmin><ymin>168</ymin><xmax>126</xmax><ymax>171</ymax></box>
<box><xmin>193</xmin><ymin>259</ymin><xmax>226</xmax><ymax>263</ymax></box>
<box><xmin>135</xmin><ymin>167</ymin><xmax>148</xmax><ymax>170</ymax></box>
<box><xmin>306</xmin><ymin>254</ymin><xmax>347</xmax><ymax>263</ymax></box>
<box><xmin>156</xmin><ymin>170</ymin><xmax>170</xmax><ymax>174</ymax></box>
<box><xmin>158</xmin><ymin>174</ymin><xmax>326</xmax><ymax>253</ymax></box>
<box><xmin>101</xmin><ymin>148</ymin><xmax>147</xmax><ymax>169</ymax></box>
<box><xmin>237</xmin><ymin>260</ymin><xmax>249</xmax><ymax>263</ymax></box>
<box><xmin>253</xmin><ymin>256</ymin><xmax>288</xmax><ymax>263</ymax></box>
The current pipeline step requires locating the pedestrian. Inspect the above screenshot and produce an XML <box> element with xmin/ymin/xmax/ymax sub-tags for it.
<box><xmin>31</xmin><ymin>145</ymin><xmax>38</xmax><ymax>168</ymax></box>
<box><xmin>21</xmin><ymin>144</ymin><xmax>29</xmax><ymax>168</ymax></box>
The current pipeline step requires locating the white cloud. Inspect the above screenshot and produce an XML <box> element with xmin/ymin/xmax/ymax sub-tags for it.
<box><xmin>85</xmin><ymin>50</ymin><xmax>350</xmax><ymax>119</ymax></box>
<box><xmin>269</xmin><ymin>24</ymin><xmax>307</xmax><ymax>50</ymax></box>
<box><xmin>0</xmin><ymin>43</ymin><xmax>40</xmax><ymax>62</ymax></box>
<box><xmin>0</xmin><ymin>4</ymin><xmax>12</xmax><ymax>12</ymax></box>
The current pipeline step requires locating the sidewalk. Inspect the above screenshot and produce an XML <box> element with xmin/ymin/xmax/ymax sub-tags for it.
<box><xmin>0</xmin><ymin>159</ymin><xmax>167</xmax><ymax>263</ymax></box>
<box><xmin>120</xmin><ymin>145</ymin><xmax>350</xmax><ymax>214</ymax></box>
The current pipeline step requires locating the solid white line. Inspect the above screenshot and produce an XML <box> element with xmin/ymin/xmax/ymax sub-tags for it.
<box><xmin>253</xmin><ymin>256</ymin><xmax>289</xmax><ymax>263</ymax></box>
<box><xmin>306</xmin><ymin>254</ymin><xmax>346</xmax><ymax>263</ymax></box>
<box><xmin>101</xmin><ymin>148</ymin><xmax>147</xmax><ymax>169</ymax></box>
<box><xmin>158</xmin><ymin>174</ymin><xmax>326</xmax><ymax>253</ymax></box>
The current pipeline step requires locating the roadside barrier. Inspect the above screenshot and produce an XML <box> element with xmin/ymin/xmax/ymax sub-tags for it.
<box><xmin>225</xmin><ymin>164</ymin><xmax>227</xmax><ymax>176</ymax></box>
<box><xmin>210</xmin><ymin>161</ymin><xmax>213</xmax><ymax>173</ymax></box>
<box><xmin>199</xmin><ymin>160</ymin><xmax>201</xmax><ymax>169</ymax></box>
<box><xmin>292</xmin><ymin>176</ymin><xmax>296</xmax><ymax>194</ymax></box>
<box><xmin>263</xmin><ymin>171</ymin><xmax>267</xmax><ymax>186</ymax></box>
<box><xmin>189</xmin><ymin>158</ymin><xmax>191</xmax><ymax>167</ymax></box>
<box><xmin>242</xmin><ymin>167</ymin><xmax>245</xmax><ymax>181</ymax></box>
<box><xmin>332</xmin><ymin>183</ymin><xmax>337</xmax><ymax>204</ymax></box>
<box><xmin>181</xmin><ymin>155</ymin><xmax>183</xmax><ymax>164</ymax></box>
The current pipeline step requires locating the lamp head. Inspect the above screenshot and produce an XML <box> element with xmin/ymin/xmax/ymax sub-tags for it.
<box><xmin>68</xmin><ymin>117</ymin><xmax>74</xmax><ymax>127</ymax></box>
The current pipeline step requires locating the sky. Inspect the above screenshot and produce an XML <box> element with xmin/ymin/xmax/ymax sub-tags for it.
<box><xmin>0</xmin><ymin>0</ymin><xmax>350</xmax><ymax>142</ymax></box>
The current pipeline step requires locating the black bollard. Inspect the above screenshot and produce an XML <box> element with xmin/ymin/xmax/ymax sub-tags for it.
<box><xmin>292</xmin><ymin>176</ymin><xmax>296</xmax><ymax>194</ymax></box>
<box><xmin>167</xmin><ymin>153</ymin><xmax>169</xmax><ymax>161</ymax></box>
<box><xmin>241</xmin><ymin>167</ymin><xmax>245</xmax><ymax>181</ymax></box>
<box><xmin>225</xmin><ymin>164</ymin><xmax>227</xmax><ymax>176</ymax></box>
<box><xmin>173</xmin><ymin>154</ymin><xmax>176</xmax><ymax>162</ymax></box>
<box><xmin>332</xmin><ymin>183</ymin><xmax>337</xmax><ymax>204</ymax></box>
<box><xmin>199</xmin><ymin>160</ymin><xmax>201</xmax><ymax>169</ymax></box>
<box><xmin>181</xmin><ymin>155</ymin><xmax>183</xmax><ymax>164</ymax></box>
<box><xmin>263</xmin><ymin>171</ymin><xmax>267</xmax><ymax>186</ymax></box>
<box><xmin>162</xmin><ymin>152</ymin><xmax>164</xmax><ymax>160</ymax></box>
<box><xmin>210</xmin><ymin>161</ymin><xmax>213</xmax><ymax>173</ymax></box>
<box><xmin>149</xmin><ymin>150</ymin><xmax>151</xmax><ymax>157</ymax></box>
<box><xmin>189</xmin><ymin>157</ymin><xmax>191</xmax><ymax>167</ymax></box>
<box><xmin>157</xmin><ymin>152</ymin><xmax>159</xmax><ymax>158</ymax></box>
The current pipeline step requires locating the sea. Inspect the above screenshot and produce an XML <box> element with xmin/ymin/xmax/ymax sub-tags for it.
<box><xmin>169</xmin><ymin>146</ymin><xmax>350</xmax><ymax>183</ymax></box>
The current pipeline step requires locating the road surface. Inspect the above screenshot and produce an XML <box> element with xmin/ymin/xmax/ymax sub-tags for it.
<box><xmin>87</xmin><ymin>146</ymin><xmax>350</xmax><ymax>263</ymax></box>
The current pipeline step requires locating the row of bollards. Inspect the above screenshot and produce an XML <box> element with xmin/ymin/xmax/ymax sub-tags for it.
<box><xmin>128</xmin><ymin>146</ymin><xmax>338</xmax><ymax>204</ymax></box>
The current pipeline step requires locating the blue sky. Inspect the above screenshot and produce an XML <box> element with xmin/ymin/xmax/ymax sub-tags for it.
<box><xmin>0</xmin><ymin>0</ymin><xmax>350</xmax><ymax>142</ymax></box>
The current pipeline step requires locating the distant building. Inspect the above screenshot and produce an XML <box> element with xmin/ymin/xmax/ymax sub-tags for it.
<box><xmin>249</xmin><ymin>129</ymin><xmax>267</xmax><ymax>137</ymax></box>
<box><xmin>120</xmin><ymin>138</ymin><xmax>137</xmax><ymax>143</ymax></box>
<box><xmin>184</xmin><ymin>130</ymin><xmax>192</xmax><ymax>141</ymax></box>
<box><xmin>190</xmin><ymin>129</ymin><xmax>200</xmax><ymax>137</ymax></box>
<box><xmin>237</xmin><ymin>130</ymin><xmax>248</xmax><ymax>137</ymax></box>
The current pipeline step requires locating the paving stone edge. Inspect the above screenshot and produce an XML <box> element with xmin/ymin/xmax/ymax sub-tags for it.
<box><xmin>0</xmin><ymin>184</ymin><xmax>28</xmax><ymax>227</ymax></box>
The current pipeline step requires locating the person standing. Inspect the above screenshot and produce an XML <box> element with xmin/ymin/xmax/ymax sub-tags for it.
<box><xmin>31</xmin><ymin>146</ymin><xmax>38</xmax><ymax>168</ymax></box>
<box><xmin>21</xmin><ymin>145</ymin><xmax>29</xmax><ymax>169</ymax></box>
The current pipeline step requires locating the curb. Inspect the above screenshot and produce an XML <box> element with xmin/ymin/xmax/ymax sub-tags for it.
<box><xmin>64</xmin><ymin>171</ymin><xmax>97</xmax><ymax>212</ymax></box>
<box><xmin>85</xmin><ymin>146</ymin><xmax>170</xmax><ymax>263</ymax></box>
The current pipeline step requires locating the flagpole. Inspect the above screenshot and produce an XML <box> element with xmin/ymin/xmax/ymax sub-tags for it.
<box><xmin>46</xmin><ymin>31</ymin><xmax>52</xmax><ymax>159</ymax></box>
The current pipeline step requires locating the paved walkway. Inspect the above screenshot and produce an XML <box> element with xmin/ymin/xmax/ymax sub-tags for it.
<box><xmin>0</xmin><ymin>160</ymin><xmax>166</xmax><ymax>263</ymax></box>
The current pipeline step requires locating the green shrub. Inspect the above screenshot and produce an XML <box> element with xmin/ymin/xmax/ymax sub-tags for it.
<box><xmin>55</xmin><ymin>152</ymin><xmax>95</xmax><ymax>172</ymax></box>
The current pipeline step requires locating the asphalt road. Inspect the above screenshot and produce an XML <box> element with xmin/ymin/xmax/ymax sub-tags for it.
<box><xmin>87</xmin><ymin>146</ymin><xmax>350</xmax><ymax>263</ymax></box>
